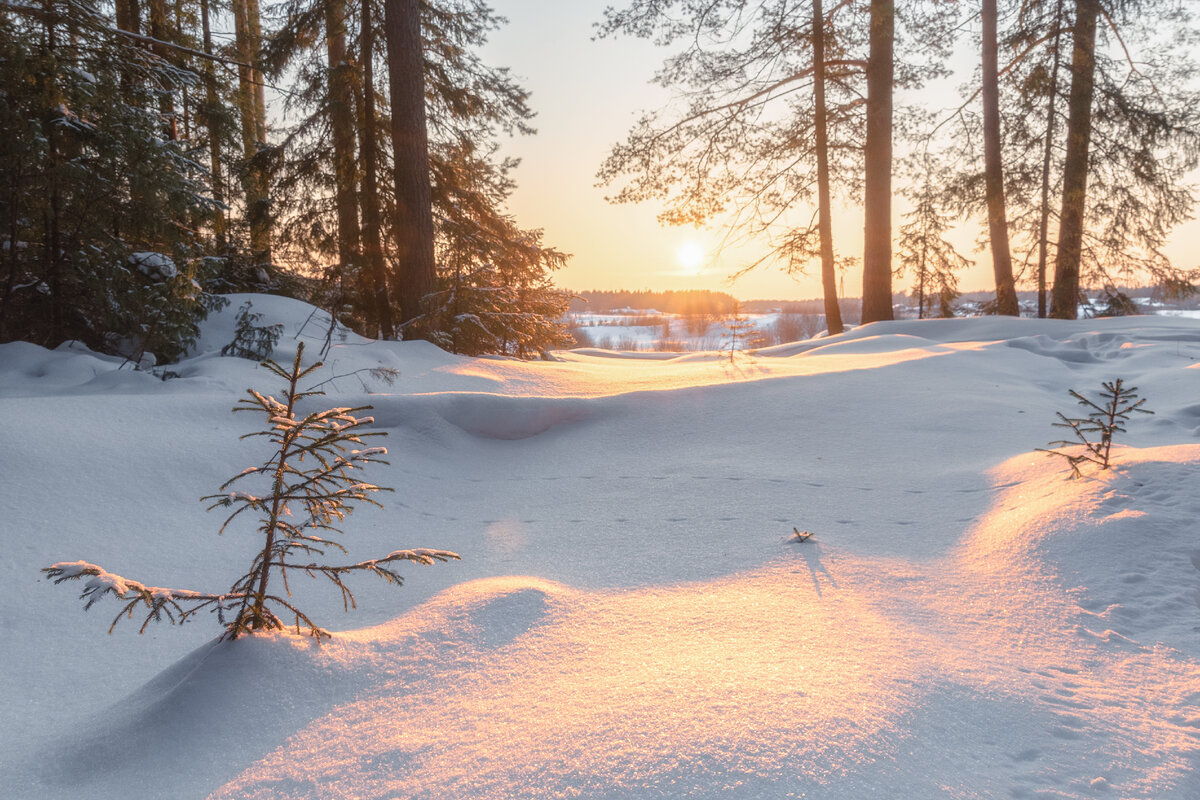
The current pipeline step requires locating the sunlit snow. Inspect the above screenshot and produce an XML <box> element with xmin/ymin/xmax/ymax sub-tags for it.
<box><xmin>2</xmin><ymin>294</ymin><xmax>1199</xmax><ymax>799</ymax></box>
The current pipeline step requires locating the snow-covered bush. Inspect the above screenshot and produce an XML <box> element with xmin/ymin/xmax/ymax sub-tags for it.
<box><xmin>43</xmin><ymin>343</ymin><xmax>459</xmax><ymax>639</ymax></box>
<box><xmin>1038</xmin><ymin>379</ymin><xmax>1153</xmax><ymax>477</ymax></box>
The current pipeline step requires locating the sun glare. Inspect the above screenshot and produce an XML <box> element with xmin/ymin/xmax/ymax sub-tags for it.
<box><xmin>676</xmin><ymin>241</ymin><xmax>705</xmax><ymax>273</ymax></box>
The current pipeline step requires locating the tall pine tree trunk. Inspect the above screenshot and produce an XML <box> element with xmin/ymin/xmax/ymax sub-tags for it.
<box><xmin>42</xmin><ymin>0</ymin><xmax>63</xmax><ymax>344</ymax></box>
<box><xmin>360</xmin><ymin>0</ymin><xmax>395</xmax><ymax>338</ymax></box>
<box><xmin>232</xmin><ymin>0</ymin><xmax>271</xmax><ymax>267</ymax></box>
<box><xmin>813</xmin><ymin>0</ymin><xmax>844</xmax><ymax>336</ymax></box>
<box><xmin>1049</xmin><ymin>0</ymin><xmax>1099</xmax><ymax>319</ymax></box>
<box><xmin>147</xmin><ymin>0</ymin><xmax>177</xmax><ymax>140</ymax></box>
<box><xmin>114</xmin><ymin>0</ymin><xmax>140</xmax><ymax>34</ymax></box>
<box><xmin>199</xmin><ymin>0</ymin><xmax>225</xmax><ymax>241</ymax></box>
<box><xmin>1035</xmin><ymin>2</ymin><xmax>1064</xmax><ymax>318</ymax></box>
<box><xmin>383</xmin><ymin>0</ymin><xmax>436</xmax><ymax>339</ymax></box>
<box><xmin>861</xmin><ymin>0</ymin><xmax>894</xmax><ymax>324</ymax></box>
<box><xmin>246</xmin><ymin>0</ymin><xmax>267</xmax><ymax>143</ymax></box>
<box><xmin>982</xmin><ymin>0</ymin><xmax>1019</xmax><ymax>315</ymax></box>
<box><xmin>114</xmin><ymin>0</ymin><xmax>140</xmax><ymax>95</ymax></box>
<box><xmin>324</xmin><ymin>0</ymin><xmax>363</xmax><ymax>322</ymax></box>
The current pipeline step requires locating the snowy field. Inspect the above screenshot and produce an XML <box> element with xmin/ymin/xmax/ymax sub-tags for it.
<box><xmin>3</xmin><ymin>294</ymin><xmax>1200</xmax><ymax>799</ymax></box>
<box><xmin>566</xmin><ymin>310</ymin><xmax>804</xmax><ymax>352</ymax></box>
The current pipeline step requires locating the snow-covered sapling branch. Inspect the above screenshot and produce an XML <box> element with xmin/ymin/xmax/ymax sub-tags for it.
<box><xmin>1037</xmin><ymin>378</ymin><xmax>1153</xmax><ymax>477</ymax></box>
<box><xmin>44</xmin><ymin>342</ymin><xmax>459</xmax><ymax>639</ymax></box>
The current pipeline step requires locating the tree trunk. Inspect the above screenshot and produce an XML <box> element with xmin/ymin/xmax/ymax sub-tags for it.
<box><xmin>861</xmin><ymin>0</ymin><xmax>894</xmax><ymax>324</ymax></box>
<box><xmin>232</xmin><ymin>0</ymin><xmax>271</xmax><ymax>267</ymax></box>
<box><xmin>1049</xmin><ymin>0</ymin><xmax>1099</xmax><ymax>319</ymax></box>
<box><xmin>114</xmin><ymin>0</ymin><xmax>140</xmax><ymax>34</ymax></box>
<box><xmin>246</xmin><ymin>0</ymin><xmax>267</xmax><ymax>144</ymax></box>
<box><xmin>812</xmin><ymin>0</ymin><xmax>844</xmax><ymax>335</ymax></box>
<box><xmin>982</xmin><ymin>0</ymin><xmax>1019</xmax><ymax>315</ymax></box>
<box><xmin>42</xmin><ymin>0</ymin><xmax>63</xmax><ymax>344</ymax></box>
<box><xmin>917</xmin><ymin>239</ymin><xmax>927</xmax><ymax>319</ymax></box>
<box><xmin>1036</xmin><ymin>0</ymin><xmax>1065</xmax><ymax>318</ymax></box>
<box><xmin>199</xmin><ymin>0</ymin><xmax>225</xmax><ymax>241</ymax></box>
<box><xmin>383</xmin><ymin>0</ymin><xmax>436</xmax><ymax>339</ymax></box>
<box><xmin>324</xmin><ymin>0</ymin><xmax>362</xmax><ymax>321</ymax></box>
<box><xmin>114</xmin><ymin>0</ymin><xmax>140</xmax><ymax>94</ymax></box>
<box><xmin>146</xmin><ymin>0</ymin><xmax>177</xmax><ymax>140</ymax></box>
<box><xmin>360</xmin><ymin>0</ymin><xmax>395</xmax><ymax>338</ymax></box>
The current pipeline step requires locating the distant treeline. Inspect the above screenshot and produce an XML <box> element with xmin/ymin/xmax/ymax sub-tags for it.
<box><xmin>570</xmin><ymin>283</ymin><xmax>1194</xmax><ymax>320</ymax></box>
<box><xmin>569</xmin><ymin>292</ymin><xmax>866</xmax><ymax>322</ymax></box>
<box><xmin>569</xmin><ymin>290</ymin><xmax>740</xmax><ymax>315</ymax></box>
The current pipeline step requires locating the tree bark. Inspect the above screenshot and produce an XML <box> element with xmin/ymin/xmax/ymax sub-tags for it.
<box><xmin>1049</xmin><ymin>0</ymin><xmax>1099</xmax><ymax>319</ymax></box>
<box><xmin>245</xmin><ymin>0</ymin><xmax>267</xmax><ymax>144</ymax></box>
<box><xmin>383</xmin><ymin>0</ymin><xmax>436</xmax><ymax>339</ymax></box>
<box><xmin>114</xmin><ymin>0</ymin><xmax>140</xmax><ymax>94</ymax></box>
<box><xmin>232</xmin><ymin>0</ymin><xmax>271</xmax><ymax>267</ymax></box>
<box><xmin>42</xmin><ymin>0</ymin><xmax>63</xmax><ymax>344</ymax></box>
<box><xmin>146</xmin><ymin>0</ymin><xmax>177</xmax><ymax>140</ymax></box>
<box><xmin>114</xmin><ymin>0</ymin><xmax>140</xmax><ymax>34</ymax></box>
<box><xmin>199</xmin><ymin>0</ymin><xmax>225</xmax><ymax>241</ymax></box>
<box><xmin>1035</xmin><ymin>2</ymin><xmax>1064</xmax><ymax>318</ymax></box>
<box><xmin>982</xmin><ymin>0</ymin><xmax>1019</xmax><ymax>315</ymax></box>
<box><xmin>813</xmin><ymin>0</ymin><xmax>844</xmax><ymax>335</ymax></box>
<box><xmin>360</xmin><ymin>0</ymin><xmax>395</xmax><ymax>338</ymax></box>
<box><xmin>324</xmin><ymin>0</ymin><xmax>362</xmax><ymax>319</ymax></box>
<box><xmin>861</xmin><ymin>0</ymin><xmax>894</xmax><ymax>324</ymax></box>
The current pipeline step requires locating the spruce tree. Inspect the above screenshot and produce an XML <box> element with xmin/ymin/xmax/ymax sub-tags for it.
<box><xmin>0</xmin><ymin>1</ymin><xmax>225</xmax><ymax>361</ymax></box>
<box><xmin>44</xmin><ymin>343</ymin><xmax>459</xmax><ymax>639</ymax></box>
<box><xmin>898</xmin><ymin>157</ymin><xmax>970</xmax><ymax>319</ymax></box>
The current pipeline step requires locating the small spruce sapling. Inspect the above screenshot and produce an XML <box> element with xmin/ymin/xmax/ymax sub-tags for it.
<box><xmin>221</xmin><ymin>301</ymin><xmax>284</xmax><ymax>360</ymax></box>
<box><xmin>1038</xmin><ymin>379</ymin><xmax>1153</xmax><ymax>477</ymax></box>
<box><xmin>44</xmin><ymin>343</ymin><xmax>459</xmax><ymax>639</ymax></box>
<box><xmin>720</xmin><ymin>303</ymin><xmax>762</xmax><ymax>364</ymax></box>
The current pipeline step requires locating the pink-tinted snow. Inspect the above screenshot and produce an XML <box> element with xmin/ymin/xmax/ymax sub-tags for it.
<box><xmin>3</xmin><ymin>294</ymin><xmax>1199</xmax><ymax>799</ymax></box>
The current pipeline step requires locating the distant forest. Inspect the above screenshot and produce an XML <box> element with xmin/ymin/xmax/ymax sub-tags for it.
<box><xmin>569</xmin><ymin>284</ymin><xmax>1199</xmax><ymax>319</ymax></box>
<box><xmin>568</xmin><ymin>291</ymin><xmax>740</xmax><ymax>316</ymax></box>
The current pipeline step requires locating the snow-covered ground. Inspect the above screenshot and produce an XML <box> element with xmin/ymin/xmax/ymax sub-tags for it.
<box><xmin>3</xmin><ymin>294</ymin><xmax>1199</xmax><ymax>799</ymax></box>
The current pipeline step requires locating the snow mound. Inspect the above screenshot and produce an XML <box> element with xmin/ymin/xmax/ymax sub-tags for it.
<box><xmin>431</xmin><ymin>393</ymin><xmax>598</xmax><ymax>439</ymax></box>
<box><xmin>43</xmin><ymin>578</ymin><xmax>569</xmax><ymax>800</ymax></box>
<box><xmin>0</xmin><ymin>340</ymin><xmax>162</xmax><ymax>396</ymax></box>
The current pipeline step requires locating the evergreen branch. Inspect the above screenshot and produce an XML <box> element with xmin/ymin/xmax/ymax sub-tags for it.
<box><xmin>0</xmin><ymin>3</ymin><xmax>251</xmax><ymax>68</ymax></box>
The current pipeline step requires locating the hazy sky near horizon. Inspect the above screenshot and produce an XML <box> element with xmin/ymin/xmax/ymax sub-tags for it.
<box><xmin>480</xmin><ymin>0</ymin><xmax>1200</xmax><ymax>301</ymax></box>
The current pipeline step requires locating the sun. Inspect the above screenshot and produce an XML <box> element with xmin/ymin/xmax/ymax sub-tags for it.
<box><xmin>676</xmin><ymin>241</ymin><xmax>705</xmax><ymax>273</ymax></box>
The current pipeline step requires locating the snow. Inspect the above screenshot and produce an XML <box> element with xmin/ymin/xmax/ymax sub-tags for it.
<box><xmin>128</xmin><ymin>251</ymin><xmax>178</xmax><ymax>281</ymax></box>
<box><xmin>3</xmin><ymin>292</ymin><xmax>1200</xmax><ymax>798</ymax></box>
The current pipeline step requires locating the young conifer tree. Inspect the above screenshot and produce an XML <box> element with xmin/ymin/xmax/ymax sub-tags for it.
<box><xmin>898</xmin><ymin>159</ymin><xmax>971</xmax><ymax>319</ymax></box>
<box><xmin>44</xmin><ymin>343</ymin><xmax>458</xmax><ymax>639</ymax></box>
<box><xmin>720</xmin><ymin>302</ymin><xmax>762</xmax><ymax>364</ymax></box>
<box><xmin>1038</xmin><ymin>378</ymin><xmax>1152</xmax><ymax>477</ymax></box>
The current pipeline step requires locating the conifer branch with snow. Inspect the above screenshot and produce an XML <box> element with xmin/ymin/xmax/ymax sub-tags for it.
<box><xmin>43</xmin><ymin>343</ymin><xmax>458</xmax><ymax>639</ymax></box>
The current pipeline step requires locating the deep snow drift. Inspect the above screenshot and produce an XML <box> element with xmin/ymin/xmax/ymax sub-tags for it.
<box><xmin>2</xmin><ymin>295</ymin><xmax>1199</xmax><ymax>799</ymax></box>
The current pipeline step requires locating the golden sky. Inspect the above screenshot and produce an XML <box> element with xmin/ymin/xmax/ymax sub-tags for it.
<box><xmin>484</xmin><ymin>1</ymin><xmax>1200</xmax><ymax>301</ymax></box>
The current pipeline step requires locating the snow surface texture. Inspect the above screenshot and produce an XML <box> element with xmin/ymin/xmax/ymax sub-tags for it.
<box><xmin>3</xmin><ymin>293</ymin><xmax>1200</xmax><ymax>799</ymax></box>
